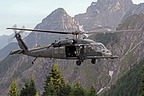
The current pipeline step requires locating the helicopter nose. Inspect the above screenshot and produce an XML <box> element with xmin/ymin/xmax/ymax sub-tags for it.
<box><xmin>106</xmin><ymin>50</ymin><xmax>112</xmax><ymax>55</ymax></box>
<box><xmin>102</xmin><ymin>49</ymin><xmax>112</xmax><ymax>56</ymax></box>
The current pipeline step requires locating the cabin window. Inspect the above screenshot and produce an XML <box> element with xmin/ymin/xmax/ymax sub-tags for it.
<box><xmin>59</xmin><ymin>47</ymin><xmax>64</xmax><ymax>54</ymax></box>
<box><xmin>54</xmin><ymin>48</ymin><xmax>59</xmax><ymax>54</ymax></box>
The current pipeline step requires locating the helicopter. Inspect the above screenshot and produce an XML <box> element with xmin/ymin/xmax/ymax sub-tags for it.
<box><xmin>7</xmin><ymin>27</ymin><xmax>138</xmax><ymax>66</ymax></box>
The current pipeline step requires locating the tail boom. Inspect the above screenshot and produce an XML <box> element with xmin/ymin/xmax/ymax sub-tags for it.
<box><xmin>15</xmin><ymin>33</ymin><xmax>28</xmax><ymax>52</ymax></box>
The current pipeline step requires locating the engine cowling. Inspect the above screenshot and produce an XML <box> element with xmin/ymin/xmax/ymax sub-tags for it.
<box><xmin>53</xmin><ymin>39</ymin><xmax>76</xmax><ymax>47</ymax></box>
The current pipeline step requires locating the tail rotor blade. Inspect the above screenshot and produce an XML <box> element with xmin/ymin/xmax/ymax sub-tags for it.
<box><xmin>12</xmin><ymin>24</ymin><xmax>18</xmax><ymax>34</ymax></box>
<box><xmin>12</xmin><ymin>24</ymin><xmax>17</xmax><ymax>28</ymax></box>
<box><xmin>19</xmin><ymin>26</ymin><xmax>25</xmax><ymax>34</ymax></box>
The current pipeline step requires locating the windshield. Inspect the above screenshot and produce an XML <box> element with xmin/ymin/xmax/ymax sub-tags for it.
<box><xmin>92</xmin><ymin>43</ymin><xmax>106</xmax><ymax>50</ymax></box>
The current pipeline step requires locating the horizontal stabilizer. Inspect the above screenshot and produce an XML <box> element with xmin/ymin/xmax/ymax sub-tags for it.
<box><xmin>9</xmin><ymin>50</ymin><xmax>23</xmax><ymax>55</ymax></box>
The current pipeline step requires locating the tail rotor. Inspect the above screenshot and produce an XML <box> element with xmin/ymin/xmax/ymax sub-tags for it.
<box><xmin>7</xmin><ymin>25</ymin><xmax>28</xmax><ymax>52</ymax></box>
<box><xmin>12</xmin><ymin>25</ymin><xmax>25</xmax><ymax>35</ymax></box>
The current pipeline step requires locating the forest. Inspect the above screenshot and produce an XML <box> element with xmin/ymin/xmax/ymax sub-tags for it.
<box><xmin>102</xmin><ymin>59</ymin><xmax>144</xmax><ymax>96</ymax></box>
<box><xmin>7</xmin><ymin>64</ymin><xmax>97</xmax><ymax>96</ymax></box>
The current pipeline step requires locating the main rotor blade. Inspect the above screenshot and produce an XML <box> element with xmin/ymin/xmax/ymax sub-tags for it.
<box><xmin>7</xmin><ymin>27</ymin><xmax>78</xmax><ymax>35</ymax></box>
<box><xmin>85</xmin><ymin>28</ymin><xmax>142</xmax><ymax>34</ymax></box>
<box><xmin>7</xmin><ymin>27</ymin><xmax>141</xmax><ymax>36</ymax></box>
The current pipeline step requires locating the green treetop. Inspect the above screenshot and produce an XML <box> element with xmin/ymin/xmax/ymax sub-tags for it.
<box><xmin>69</xmin><ymin>83</ymin><xmax>87</xmax><ymax>96</ymax></box>
<box><xmin>141</xmin><ymin>64</ymin><xmax>144</xmax><ymax>96</ymax></box>
<box><xmin>20</xmin><ymin>76</ymin><xmax>37</xmax><ymax>96</ymax></box>
<box><xmin>42</xmin><ymin>64</ymin><xmax>66</xmax><ymax>96</ymax></box>
<box><xmin>7</xmin><ymin>80</ymin><xmax>18</xmax><ymax>96</ymax></box>
<box><xmin>88</xmin><ymin>86</ymin><xmax>97</xmax><ymax>96</ymax></box>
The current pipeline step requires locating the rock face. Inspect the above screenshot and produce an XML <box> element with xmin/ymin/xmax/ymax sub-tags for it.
<box><xmin>74</xmin><ymin>0</ymin><xmax>133</xmax><ymax>31</ymax></box>
<box><xmin>0</xmin><ymin>43</ymin><xmax>18</xmax><ymax>60</ymax></box>
<box><xmin>122</xmin><ymin>3</ymin><xmax>144</xmax><ymax>22</ymax></box>
<box><xmin>0</xmin><ymin>0</ymin><xmax>144</xmax><ymax>96</ymax></box>
<box><xmin>0</xmin><ymin>35</ymin><xmax>13</xmax><ymax>49</ymax></box>
<box><xmin>0</xmin><ymin>32</ymin><xmax>29</xmax><ymax>60</ymax></box>
<box><xmin>112</xmin><ymin>14</ymin><xmax>144</xmax><ymax>82</ymax></box>
<box><xmin>25</xmin><ymin>8</ymin><xmax>79</xmax><ymax>47</ymax></box>
<box><xmin>89</xmin><ymin>14</ymin><xmax>144</xmax><ymax>95</ymax></box>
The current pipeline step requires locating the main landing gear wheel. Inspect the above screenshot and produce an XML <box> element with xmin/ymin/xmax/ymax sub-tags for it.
<box><xmin>91</xmin><ymin>59</ymin><xmax>96</xmax><ymax>64</ymax></box>
<box><xmin>76</xmin><ymin>61</ymin><xmax>81</xmax><ymax>66</ymax></box>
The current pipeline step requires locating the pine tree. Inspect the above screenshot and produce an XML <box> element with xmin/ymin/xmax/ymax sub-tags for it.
<box><xmin>35</xmin><ymin>92</ymin><xmax>39</xmax><ymax>96</ymax></box>
<box><xmin>42</xmin><ymin>64</ymin><xmax>66</xmax><ymax>96</ymax></box>
<box><xmin>42</xmin><ymin>80</ymin><xmax>57</xmax><ymax>96</ymax></box>
<box><xmin>29</xmin><ymin>76</ymin><xmax>37</xmax><ymax>95</ymax></box>
<box><xmin>7</xmin><ymin>80</ymin><xmax>18</xmax><ymax>96</ymax></box>
<box><xmin>69</xmin><ymin>83</ymin><xmax>87</xmax><ymax>96</ymax></box>
<box><xmin>141</xmin><ymin>64</ymin><xmax>144</xmax><ymax>96</ymax></box>
<box><xmin>88</xmin><ymin>86</ymin><xmax>97</xmax><ymax>96</ymax></box>
<box><xmin>20</xmin><ymin>76</ymin><xmax>37</xmax><ymax>96</ymax></box>
<box><xmin>60</xmin><ymin>84</ymin><xmax>72</xmax><ymax>96</ymax></box>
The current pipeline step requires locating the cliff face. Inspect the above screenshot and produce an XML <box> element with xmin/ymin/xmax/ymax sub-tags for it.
<box><xmin>112</xmin><ymin>14</ymin><xmax>144</xmax><ymax>82</ymax></box>
<box><xmin>122</xmin><ymin>3</ymin><xmax>144</xmax><ymax>22</ymax></box>
<box><xmin>0</xmin><ymin>34</ymin><xmax>13</xmax><ymax>49</ymax></box>
<box><xmin>0</xmin><ymin>32</ymin><xmax>29</xmax><ymax>60</ymax></box>
<box><xmin>25</xmin><ymin>8</ymin><xmax>79</xmax><ymax>47</ymax></box>
<box><xmin>74</xmin><ymin>0</ymin><xmax>133</xmax><ymax>31</ymax></box>
<box><xmin>88</xmin><ymin>14</ymin><xmax>144</xmax><ymax>94</ymax></box>
<box><xmin>0</xmin><ymin>0</ymin><xmax>144</xmax><ymax>96</ymax></box>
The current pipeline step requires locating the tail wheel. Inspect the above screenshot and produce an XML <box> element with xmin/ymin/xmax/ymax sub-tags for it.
<box><xmin>91</xmin><ymin>59</ymin><xmax>96</xmax><ymax>64</ymax></box>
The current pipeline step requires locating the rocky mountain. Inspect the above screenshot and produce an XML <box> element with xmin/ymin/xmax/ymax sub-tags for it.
<box><xmin>102</xmin><ymin>13</ymin><xmax>144</xmax><ymax>95</ymax></box>
<box><xmin>86</xmin><ymin>13</ymin><xmax>144</xmax><ymax>95</ymax></box>
<box><xmin>25</xmin><ymin>8</ymin><xmax>79</xmax><ymax>48</ymax></box>
<box><xmin>102</xmin><ymin>59</ymin><xmax>144</xmax><ymax>96</ymax></box>
<box><xmin>0</xmin><ymin>0</ymin><xmax>144</xmax><ymax>96</ymax></box>
<box><xmin>122</xmin><ymin>3</ymin><xmax>144</xmax><ymax>22</ymax></box>
<box><xmin>0</xmin><ymin>32</ymin><xmax>30</xmax><ymax>49</ymax></box>
<box><xmin>0</xmin><ymin>32</ymin><xmax>30</xmax><ymax>60</ymax></box>
<box><xmin>0</xmin><ymin>34</ymin><xmax>13</xmax><ymax>49</ymax></box>
<box><xmin>111</xmin><ymin>13</ymin><xmax>144</xmax><ymax>84</ymax></box>
<box><xmin>74</xmin><ymin>0</ymin><xmax>134</xmax><ymax>31</ymax></box>
<box><xmin>0</xmin><ymin>43</ymin><xmax>18</xmax><ymax>60</ymax></box>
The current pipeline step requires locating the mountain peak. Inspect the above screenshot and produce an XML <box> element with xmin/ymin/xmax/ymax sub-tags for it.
<box><xmin>25</xmin><ymin>8</ymin><xmax>79</xmax><ymax>47</ymax></box>
<box><xmin>74</xmin><ymin>0</ymin><xmax>134</xmax><ymax>31</ymax></box>
<box><xmin>96</xmin><ymin>0</ymin><xmax>133</xmax><ymax>4</ymax></box>
<box><xmin>36</xmin><ymin>7</ymin><xmax>78</xmax><ymax>31</ymax></box>
<box><xmin>89</xmin><ymin>0</ymin><xmax>133</xmax><ymax>11</ymax></box>
<box><xmin>51</xmin><ymin>8</ymin><xmax>67</xmax><ymax>16</ymax></box>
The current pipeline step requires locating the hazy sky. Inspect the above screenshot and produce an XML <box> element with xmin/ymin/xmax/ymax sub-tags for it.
<box><xmin>0</xmin><ymin>0</ymin><xmax>143</xmax><ymax>36</ymax></box>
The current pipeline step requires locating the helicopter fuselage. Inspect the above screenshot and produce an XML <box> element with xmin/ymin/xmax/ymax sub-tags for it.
<box><xmin>23</xmin><ymin>39</ymin><xmax>112</xmax><ymax>59</ymax></box>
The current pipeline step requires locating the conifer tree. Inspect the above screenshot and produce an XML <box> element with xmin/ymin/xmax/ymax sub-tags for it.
<box><xmin>42</xmin><ymin>64</ymin><xmax>66</xmax><ymax>96</ymax></box>
<box><xmin>42</xmin><ymin>80</ymin><xmax>57</xmax><ymax>96</ymax></box>
<box><xmin>60</xmin><ymin>84</ymin><xmax>72</xmax><ymax>96</ymax></box>
<box><xmin>35</xmin><ymin>92</ymin><xmax>39</xmax><ymax>96</ymax></box>
<box><xmin>88</xmin><ymin>86</ymin><xmax>97</xmax><ymax>96</ymax></box>
<box><xmin>69</xmin><ymin>83</ymin><xmax>87</xmax><ymax>96</ymax></box>
<box><xmin>20</xmin><ymin>76</ymin><xmax>37</xmax><ymax>96</ymax></box>
<box><xmin>141</xmin><ymin>64</ymin><xmax>144</xmax><ymax>96</ymax></box>
<box><xmin>7</xmin><ymin>80</ymin><xmax>18</xmax><ymax>96</ymax></box>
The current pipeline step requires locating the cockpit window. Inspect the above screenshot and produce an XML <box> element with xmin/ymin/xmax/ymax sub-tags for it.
<box><xmin>95</xmin><ymin>45</ymin><xmax>101</xmax><ymax>50</ymax></box>
<box><xmin>91</xmin><ymin>43</ymin><xmax>106</xmax><ymax>50</ymax></box>
<box><xmin>98</xmin><ymin>44</ymin><xmax>105</xmax><ymax>49</ymax></box>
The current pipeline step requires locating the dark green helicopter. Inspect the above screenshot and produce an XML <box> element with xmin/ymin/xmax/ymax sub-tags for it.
<box><xmin>7</xmin><ymin>27</ymin><xmax>139</xmax><ymax>66</ymax></box>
